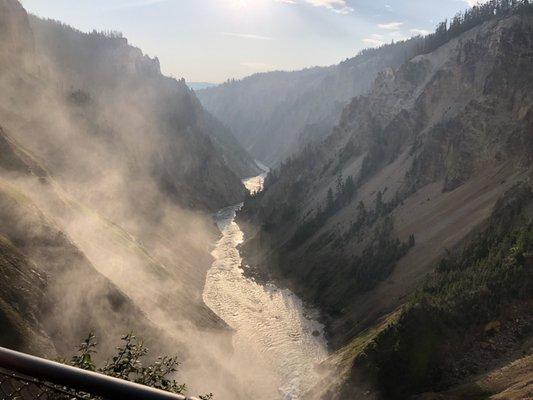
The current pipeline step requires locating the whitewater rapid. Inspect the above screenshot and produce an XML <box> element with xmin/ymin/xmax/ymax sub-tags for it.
<box><xmin>203</xmin><ymin>173</ymin><xmax>328</xmax><ymax>399</ymax></box>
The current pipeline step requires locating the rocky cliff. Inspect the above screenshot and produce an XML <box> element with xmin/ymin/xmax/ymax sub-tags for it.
<box><xmin>240</xmin><ymin>6</ymin><xmax>533</xmax><ymax>399</ymax></box>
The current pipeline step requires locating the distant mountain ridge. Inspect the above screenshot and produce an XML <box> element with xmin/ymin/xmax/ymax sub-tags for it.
<box><xmin>188</xmin><ymin>82</ymin><xmax>217</xmax><ymax>91</ymax></box>
<box><xmin>197</xmin><ymin>39</ymin><xmax>425</xmax><ymax>166</ymax></box>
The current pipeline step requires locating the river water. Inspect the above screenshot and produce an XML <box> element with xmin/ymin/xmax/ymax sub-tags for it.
<box><xmin>203</xmin><ymin>173</ymin><xmax>328</xmax><ymax>399</ymax></box>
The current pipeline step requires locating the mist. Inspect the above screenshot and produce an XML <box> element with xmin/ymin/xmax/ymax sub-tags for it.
<box><xmin>5</xmin><ymin>1</ymin><xmax>532</xmax><ymax>399</ymax></box>
<box><xmin>0</xmin><ymin>3</ymin><xmax>326</xmax><ymax>398</ymax></box>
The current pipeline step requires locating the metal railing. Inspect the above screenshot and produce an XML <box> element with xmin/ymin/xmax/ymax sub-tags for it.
<box><xmin>0</xmin><ymin>347</ymin><xmax>200</xmax><ymax>400</ymax></box>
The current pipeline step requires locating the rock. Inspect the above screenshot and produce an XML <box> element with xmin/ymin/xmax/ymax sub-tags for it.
<box><xmin>484</xmin><ymin>320</ymin><xmax>501</xmax><ymax>335</ymax></box>
<box><xmin>480</xmin><ymin>341</ymin><xmax>491</xmax><ymax>350</ymax></box>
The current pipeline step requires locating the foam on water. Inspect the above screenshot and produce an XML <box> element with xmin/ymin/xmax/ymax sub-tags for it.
<box><xmin>203</xmin><ymin>173</ymin><xmax>328</xmax><ymax>399</ymax></box>
<box><xmin>243</xmin><ymin>170</ymin><xmax>268</xmax><ymax>195</ymax></box>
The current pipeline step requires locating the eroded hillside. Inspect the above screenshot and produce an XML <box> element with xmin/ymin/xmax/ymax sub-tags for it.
<box><xmin>240</xmin><ymin>7</ymin><xmax>533</xmax><ymax>399</ymax></box>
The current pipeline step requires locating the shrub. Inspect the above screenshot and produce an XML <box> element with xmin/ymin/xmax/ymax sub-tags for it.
<box><xmin>66</xmin><ymin>332</ymin><xmax>213</xmax><ymax>400</ymax></box>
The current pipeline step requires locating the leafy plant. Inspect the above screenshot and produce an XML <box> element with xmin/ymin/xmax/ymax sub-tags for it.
<box><xmin>67</xmin><ymin>332</ymin><xmax>213</xmax><ymax>399</ymax></box>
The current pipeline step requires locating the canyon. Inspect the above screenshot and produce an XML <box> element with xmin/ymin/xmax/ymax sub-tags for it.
<box><xmin>0</xmin><ymin>0</ymin><xmax>532</xmax><ymax>399</ymax></box>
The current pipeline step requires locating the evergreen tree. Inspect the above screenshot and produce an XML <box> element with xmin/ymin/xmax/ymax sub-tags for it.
<box><xmin>344</xmin><ymin>175</ymin><xmax>356</xmax><ymax>202</ymax></box>
<box><xmin>375</xmin><ymin>191</ymin><xmax>384</xmax><ymax>215</ymax></box>
<box><xmin>356</xmin><ymin>201</ymin><xmax>368</xmax><ymax>225</ymax></box>
<box><xmin>336</xmin><ymin>173</ymin><xmax>344</xmax><ymax>196</ymax></box>
<box><xmin>327</xmin><ymin>188</ymin><xmax>334</xmax><ymax>210</ymax></box>
<box><xmin>408</xmin><ymin>234</ymin><xmax>416</xmax><ymax>248</ymax></box>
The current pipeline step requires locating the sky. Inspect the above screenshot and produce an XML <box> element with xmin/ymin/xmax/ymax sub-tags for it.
<box><xmin>21</xmin><ymin>0</ymin><xmax>484</xmax><ymax>83</ymax></box>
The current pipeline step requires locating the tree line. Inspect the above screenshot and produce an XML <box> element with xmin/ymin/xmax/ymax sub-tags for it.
<box><xmin>417</xmin><ymin>0</ymin><xmax>533</xmax><ymax>55</ymax></box>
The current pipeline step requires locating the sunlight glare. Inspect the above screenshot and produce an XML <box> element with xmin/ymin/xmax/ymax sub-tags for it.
<box><xmin>225</xmin><ymin>0</ymin><xmax>266</xmax><ymax>12</ymax></box>
<box><xmin>232</xmin><ymin>0</ymin><xmax>251</xmax><ymax>8</ymax></box>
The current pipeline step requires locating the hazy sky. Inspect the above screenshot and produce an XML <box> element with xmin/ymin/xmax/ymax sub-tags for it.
<box><xmin>21</xmin><ymin>0</ymin><xmax>481</xmax><ymax>83</ymax></box>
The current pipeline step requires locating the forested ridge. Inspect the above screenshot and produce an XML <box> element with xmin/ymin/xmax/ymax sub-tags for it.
<box><xmin>239</xmin><ymin>4</ymin><xmax>533</xmax><ymax>398</ymax></box>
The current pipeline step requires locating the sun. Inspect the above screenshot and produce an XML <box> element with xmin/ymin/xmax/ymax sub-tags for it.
<box><xmin>227</xmin><ymin>0</ymin><xmax>263</xmax><ymax>10</ymax></box>
<box><xmin>220</xmin><ymin>0</ymin><xmax>270</xmax><ymax>16</ymax></box>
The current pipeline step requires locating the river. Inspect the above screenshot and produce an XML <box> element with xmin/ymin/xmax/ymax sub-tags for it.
<box><xmin>203</xmin><ymin>172</ymin><xmax>328</xmax><ymax>399</ymax></box>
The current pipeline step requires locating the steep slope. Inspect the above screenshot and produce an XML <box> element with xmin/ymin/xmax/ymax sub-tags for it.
<box><xmin>197</xmin><ymin>39</ymin><xmax>423</xmax><ymax>166</ymax></box>
<box><xmin>0</xmin><ymin>126</ymin><xmax>167</xmax><ymax>358</ymax></box>
<box><xmin>0</xmin><ymin>0</ymin><xmax>33</xmax><ymax>67</ymax></box>
<box><xmin>0</xmin><ymin>235</ymin><xmax>53</xmax><ymax>357</ymax></box>
<box><xmin>320</xmin><ymin>185</ymin><xmax>533</xmax><ymax>399</ymax></box>
<box><xmin>240</xmin><ymin>6</ymin><xmax>533</xmax><ymax>398</ymax></box>
<box><xmin>0</xmin><ymin>0</ymin><xmax>226</xmax><ymax>332</ymax></box>
<box><xmin>0</xmin><ymin>121</ymin><xmax>251</xmax><ymax>397</ymax></box>
<box><xmin>199</xmin><ymin>110</ymin><xmax>261</xmax><ymax>178</ymax></box>
<box><xmin>26</xmin><ymin>16</ymin><xmax>253</xmax><ymax>210</ymax></box>
<box><xmin>0</xmin><ymin>2</ymin><xmax>254</xmax><ymax>397</ymax></box>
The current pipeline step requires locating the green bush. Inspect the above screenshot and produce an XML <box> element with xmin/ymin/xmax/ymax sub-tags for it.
<box><xmin>67</xmin><ymin>332</ymin><xmax>213</xmax><ymax>400</ymax></box>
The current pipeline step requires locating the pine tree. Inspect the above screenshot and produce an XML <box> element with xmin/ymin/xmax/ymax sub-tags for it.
<box><xmin>375</xmin><ymin>191</ymin><xmax>384</xmax><ymax>215</ymax></box>
<box><xmin>356</xmin><ymin>201</ymin><xmax>368</xmax><ymax>225</ymax></box>
<box><xmin>327</xmin><ymin>188</ymin><xmax>334</xmax><ymax>210</ymax></box>
<box><xmin>336</xmin><ymin>173</ymin><xmax>344</xmax><ymax>196</ymax></box>
<box><xmin>344</xmin><ymin>175</ymin><xmax>356</xmax><ymax>202</ymax></box>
